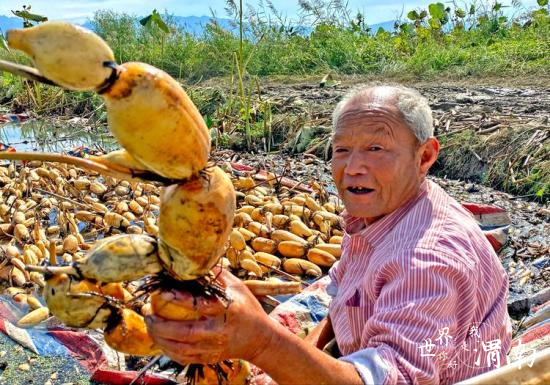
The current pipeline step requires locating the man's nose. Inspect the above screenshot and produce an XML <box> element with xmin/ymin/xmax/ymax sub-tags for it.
<box><xmin>344</xmin><ymin>150</ymin><xmax>367</xmax><ymax>175</ymax></box>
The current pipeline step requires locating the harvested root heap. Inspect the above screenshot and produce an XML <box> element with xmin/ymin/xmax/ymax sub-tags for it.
<box><xmin>0</xmin><ymin>21</ymin><xmax>344</xmax><ymax>384</ymax></box>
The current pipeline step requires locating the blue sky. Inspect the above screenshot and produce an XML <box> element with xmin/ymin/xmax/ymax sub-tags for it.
<box><xmin>0</xmin><ymin>0</ymin><xmax>542</xmax><ymax>25</ymax></box>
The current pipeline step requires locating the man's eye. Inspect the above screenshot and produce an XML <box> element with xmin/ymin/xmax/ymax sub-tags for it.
<box><xmin>368</xmin><ymin>146</ymin><xmax>382</xmax><ymax>152</ymax></box>
<box><xmin>334</xmin><ymin>148</ymin><xmax>348</xmax><ymax>153</ymax></box>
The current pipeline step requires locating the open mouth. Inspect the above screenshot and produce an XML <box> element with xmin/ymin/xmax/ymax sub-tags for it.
<box><xmin>346</xmin><ymin>186</ymin><xmax>374</xmax><ymax>195</ymax></box>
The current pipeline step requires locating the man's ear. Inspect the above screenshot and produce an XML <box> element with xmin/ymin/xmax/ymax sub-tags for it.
<box><xmin>419</xmin><ymin>137</ymin><xmax>440</xmax><ymax>175</ymax></box>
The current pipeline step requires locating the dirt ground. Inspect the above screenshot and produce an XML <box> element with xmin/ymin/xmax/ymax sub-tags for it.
<box><xmin>199</xmin><ymin>75</ymin><xmax>549</xmax><ymax>198</ymax></box>
<box><xmin>208</xmin><ymin>75</ymin><xmax>550</xmax><ymax>132</ymax></box>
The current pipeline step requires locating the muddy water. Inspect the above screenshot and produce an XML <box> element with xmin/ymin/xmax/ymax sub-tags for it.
<box><xmin>0</xmin><ymin>120</ymin><xmax>116</xmax><ymax>153</ymax></box>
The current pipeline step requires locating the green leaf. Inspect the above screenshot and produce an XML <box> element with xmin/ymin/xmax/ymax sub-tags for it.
<box><xmin>0</xmin><ymin>31</ymin><xmax>9</xmax><ymax>52</ymax></box>
<box><xmin>11</xmin><ymin>10</ymin><xmax>48</xmax><ymax>22</ymax></box>
<box><xmin>152</xmin><ymin>11</ymin><xmax>170</xmax><ymax>33</ymax></box>
<box><xmin>535</xmin><ymin>188</ymin><xmax>545</xmax><ymax>198</ymax></box>
<box><xmin>537</xmin><ymin>0</ymin><xmax>548</xmax><ymax>6</ymax></box>
<box><xmin>478</xmin><ymin>15</ymin><xmax>489</xmax><ymax>25</ymax></box>
<box><xmin>416</xmin><ymin>26</ymin><xmax>431</xmax><ymax>39</ymax></box>
<box><xmin>205</xmin><ymin>115</ymin><xmax>214</xmax><ymax>129</ymax></box>
<box><xmin>428</xmin><ymin>17</ymin><xmax>442</xmax><ymax>29</ymax></box>
<box><xmin>455</xmin><ymin>8</ymin><xmax>466</xmax><ymax>18</ymax></box>
<box><xmin>498</xmin><ymin>16</ymin><xmax>507</xmax><ymax>24</ymax></box>
<box><xmin>140</xmin><ymin>10</ymin><xmax>169</xmax><ymax>33</ymax></box>
<box><xmin>376</xmin><ymin>27</ymin><xmax>389</xmax><ymax>37</ymax></box>
<box><xmin>139</xmin><ymin>14</ymin><xmax>153</xmax><ymax>26</ymax></box>
<box><xmin>469</xmin><ymin>5</ymin><xmax>476</xmax><ymax>15</ymax></box>
<box><xmin>428</xmin><ymin>3</ymin><xmax>446</xmax><ymax>20</ymax></box>
<box><xmin>399</xmin><ymin>23</ymin><xmax>413</xmax><ymax>34</ymax></box>
<box><xmin>493</xmin><ymin>2</ymin><xmax>502</xmax><ymax>12</ymax></box>
<box><xmin>407</xmin><ymin>10</ymin><xmax>420</xmax><ymax>20</ymax></box>
<box><xmin>419</xmin><ymin>10</ymin><xmax>428</xmax><ymax>19</ymax></box>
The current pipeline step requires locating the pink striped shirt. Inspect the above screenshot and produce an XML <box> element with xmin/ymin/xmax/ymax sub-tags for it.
<box><xmin>328</xmin><ymin>180</ymin><xmax>512</xmax><ymax>384</ymax></box>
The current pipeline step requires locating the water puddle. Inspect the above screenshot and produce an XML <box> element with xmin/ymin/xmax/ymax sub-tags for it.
<box><xmin>0</xmin><ymin>120</ymin><xmax>117</xmax><ymax>153</ymax></box>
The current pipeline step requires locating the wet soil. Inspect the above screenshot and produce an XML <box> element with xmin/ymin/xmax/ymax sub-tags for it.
<box><xmin>200</xmin><ymin>76</ymin><xmax>549</xmax><ymax>198</ymax></box>
<box><xmin>216</xmin><ymin>76</ymin><xmax>550</xmax><ymax>135</ymax></box>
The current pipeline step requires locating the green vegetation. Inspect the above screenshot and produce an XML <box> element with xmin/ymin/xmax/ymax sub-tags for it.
<box><xmin>436</xmin><ymin>127</ymin><xmax>550</xmax><ymax>201</ymax></box>
<box><xmin>0</xmin><ymin>1</ymin><xmax>548</xmax><ymax>201</ymax></box>
<box><xmin>83</xmin><ymin>0</ymin><xmax>550</xmax><ymax>79</ymax></box>
<box><xmin>3</xmin><ymin>1</ymin><xmax>549</xmax><ymax>80</ymax></box>
<box><xmin>1</xmin><ymin>0</ymin><xmax>548</xmax><ymax>114</ymax></box>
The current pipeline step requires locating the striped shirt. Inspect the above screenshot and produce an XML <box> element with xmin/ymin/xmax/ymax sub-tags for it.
<box><xmin>328</xmin><ymin>180</ymin><xmax>512</xmax><ymax>384</ymax></box>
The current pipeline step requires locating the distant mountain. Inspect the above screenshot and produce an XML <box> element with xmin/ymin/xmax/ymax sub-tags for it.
<box><xmin>0</xmin><ymin>14</ymin><xmax>395</xmax><ymax>36</ymax></box>
<box><xmin>79</xmin><ymin>15</ymin><xmax>237</xmax><ymax>36</ymax></box>
<box><xmin>168</xmin><ymin>17</ymin><xmax>397</xmax><ymax>35</ymax></box>
<box><xmin>172</xmin><ymin>16</ymin><xmax>236</xmax><ymax>35</ymax></box>
<box><xmin>370</xmin><ymin>20</ymin><xmax>396</xmax><ymax>33</ymax></box>
<box><xmin>0</xmin><ymin>15</ymin><xmax>23</xmax><ymax>32</ymax></box>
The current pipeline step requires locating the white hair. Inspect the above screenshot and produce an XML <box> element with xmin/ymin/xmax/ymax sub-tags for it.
<box><xmin>332</xmin><ymin>84</ymin><xmax>434</xmax><ymax>143</ymax></box>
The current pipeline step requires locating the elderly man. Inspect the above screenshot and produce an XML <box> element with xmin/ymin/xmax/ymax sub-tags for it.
<box><xmin>146</xmin><ymin>85</ymin><xmax>512</xmax><ymax>384</ymax></box>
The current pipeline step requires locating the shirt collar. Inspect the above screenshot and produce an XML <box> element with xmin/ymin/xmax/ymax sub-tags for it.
<box><xmin>343</xmin><ymin>180</ymin><xmax>429</xmax><ymax>248</ymax></box>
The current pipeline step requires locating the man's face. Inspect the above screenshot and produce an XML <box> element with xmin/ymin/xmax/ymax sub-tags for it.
<box><xmin>331</xmin><ymin>102</ymin><xmax>425</xmax><ymax>223</ymax></box>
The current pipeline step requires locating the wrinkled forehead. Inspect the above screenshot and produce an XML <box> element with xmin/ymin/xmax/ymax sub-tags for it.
<box><xmin>333</xmin><ymin>90</ymin><xmax>416</xmax><ymax>144</ymax></box>
<box><xmin>335</xmin><ymin>101</ymin><xmax>405</xmax><ymax>133</ymax></box>
<box><xmin>342</xmin><ymin>87</ymin><xmax>398</xmax><ymax>114</ymax></box>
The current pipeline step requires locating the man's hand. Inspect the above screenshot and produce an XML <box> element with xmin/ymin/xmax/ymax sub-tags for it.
<box><xmin>145</xmin><ymin>268</ymin><xmax>275</xmax><ymax>365</ymax></box>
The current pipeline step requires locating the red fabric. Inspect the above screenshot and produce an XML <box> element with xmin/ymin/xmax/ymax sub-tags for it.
<box><xmin>532</xmin><ymin>300</ymin><xmax>550</xmax><ymax>314</ymax></box>
<box><xmin>0</xmin><ymin>113</ymin><xmax>29</xmax><ymax>123</ymax></box>
<box><xmin>48</xmin><ymin>328</ymin><xmax>108</xmax><ymax>374</ymax></box>
<box><xmin>0</xmin><ymin>302</ymin><xmax>19</xmax><ymax>323</ymax></box>
<box><xmin>461</xmin><ymin>203</ymin><xmax>507</xmax><ymax>215</ymax></box>
<box><xmin>485</xmin><ymin>233</ymin><xmax>505</xmax><ymax>252</ymax></box>
<box><xmin>91</xmin><ymin>369</ymin><xmax>176</xmax><ymax>385</ymax></box>
<box><xmin>0</xmin><ymin>143</ymin><xmax>16</xmax><ymax>152</ymax></box>
<box><xmin>50</xmin><ymin>329</ymin><xmax>177</xmax><ymax>384</ymax></box>
<box><xmin>512</xmin><ymin>322</ymin><xmax>550</xmax><ymax>346</ymax></box>
<box><xmin>271</xmin><ymin>313</ymin><xmax>302</xmax><ymax>335</ymax></box>
<box><xmin>230</xmin><ymin>162</ymin><xmax>254</xmax><ymax>172</ymax></box>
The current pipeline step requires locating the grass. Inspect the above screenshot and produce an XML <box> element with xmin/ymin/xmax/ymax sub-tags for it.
<box><xmin>2</xmin><ymin>2</ymin><xmax>547</xmax><ymax>81</ymax></box>
<box><xmin>435</xmin><ymin>126</ymin><xmax>550</xmax><ymax>201</ymax></box>
<box><xmin>85</xmin><ymin>2</ymin><xmax>548</xmax><ymax>79</ymax></box>
<box><xmin>0</xmin><ymin>1</ymin><xmax>548</xmax><ymax>111</ymax></box>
